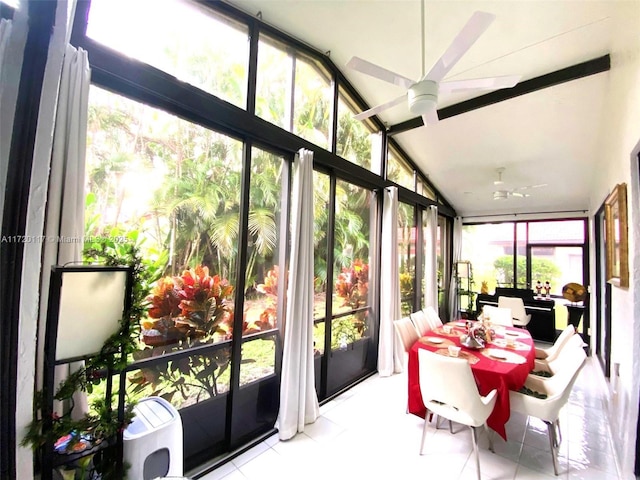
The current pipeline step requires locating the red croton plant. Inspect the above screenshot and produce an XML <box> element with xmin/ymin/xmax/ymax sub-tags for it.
<box><xmin>141</xmin><ymin>265</ymin><xmax>234</xmax><ymax>346</ymax></box>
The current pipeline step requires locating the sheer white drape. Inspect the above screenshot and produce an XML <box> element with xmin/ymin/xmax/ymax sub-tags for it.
<box><xmin>38</xmin><ymin>44</ymin><xmax>91</xmax><ymax>417</ymax></box>
<box><xmin>424</xmin><ymin>205</ymin><xmax>438</xmax><ymax>311</ymax></box>
<box><xmin>378</xmin><ymin>187</ymin><xmax>403</xmax><ymax>376</ymax></box>
<box><xmin>0</xmin><ymin>18</ymin><xmax>13</xmax><ymax>226</ymax></box>
<box><xmin>276</xmin><ymin>148</ymin><xmax>319</xmax><ymax>440</ymax></box>
<box><xmin>448</xmin><ymin>217</ymin><xmax>463</xmax><ymax>322</ymax></box>
<box><xmin>0</xmin><ymin>18</ymin><xmax>12</xmax><ymax>97</ymax></box>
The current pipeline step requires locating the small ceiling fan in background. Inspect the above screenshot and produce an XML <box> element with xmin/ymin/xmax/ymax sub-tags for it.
<box><xmin>492</xmin><ymin>167</ymin><xmax>547</xmax><ymax>200</ymax></box>
<box><xmin>346</xmin><ymin>3</ymin><xmax>521</xmax><ymax>126</ymax></box>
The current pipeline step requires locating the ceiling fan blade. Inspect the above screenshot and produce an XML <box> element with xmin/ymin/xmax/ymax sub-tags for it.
<box><xmin>421</xmin><ymin>109</ymin><xmax>439</xmax><ymax>126</ymax></box>
<box><xmin>346</xmin><ymin>56</ymin><xmax>415</xmax><ymax>89</ymax></box>
<box><xmin>353</xmin><ymin>94</ymin><xmax>407</xmax><ymax>121</ymax></box>
<box><xmin>439</xmin><ymin>75</ymin><xmax>521</xmax><ymax>94</ymax></box>
<box><xmin>515</xmin><ymin>183</ymin><xmax>548</xmax><ymax>190</ymax></box>
<box><xmin>510</xmin><ymin>191</ymin><xmax>530</xmax><ymax>198</ymax></box>
<box><xmin>423</xmin><ymin>11</ymin><xmax>495</xmax><ymax>83</ymax></box>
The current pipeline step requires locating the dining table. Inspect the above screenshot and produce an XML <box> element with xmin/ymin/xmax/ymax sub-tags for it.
<box><xmin>407</xmin><ymin>321</ymin><xmax>536</xmax><ymax>440</ymax></box>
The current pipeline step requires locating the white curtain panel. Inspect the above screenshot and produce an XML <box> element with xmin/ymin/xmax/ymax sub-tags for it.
<box><xmin>38</xmin><ymin>45</ymin><xmax>91</xmax><ymax>418</ymax></box>
<box><xmin>276</xmin><ymin>148</ymin><xmax>319</xmax><ymax>440</ymax></box>
<box><xmin>448</xmin><ymin>216</ymin><xmax>463</xmax><ymax>322</ymax></box>
<box><xmin>378</xmin><ymin>186</ymin><xmax>403</xmax><ymax>376</ymax></box>
<box><xmin>0</xmin><ymin>18</ymin><xmax>13</xmax><ymax>225</ymax></box>
<box><xmin>0</xmin><ymin>18</ymin><xmax>12</xmax><ymax>98</ymax></box>
<box><xmin>424</xmin><ymin>205</ymin><xmax>438</xmax><ymax>311</ymax></box>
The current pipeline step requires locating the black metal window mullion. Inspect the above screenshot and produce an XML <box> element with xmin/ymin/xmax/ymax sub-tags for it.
<box><xmin>245</xmin><ymin>17</ymin><xmax>259</xmax><ymax>116</ymax></box>
<box><xmin>225</xmin><ymin>140</ymin><xmax>253</xmax><ymax>446</ymax></box>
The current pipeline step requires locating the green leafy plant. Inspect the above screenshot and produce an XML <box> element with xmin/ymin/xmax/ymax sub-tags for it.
<box><xmin>22</xmin><ymin>239</ymin><xmax>156</xmax><ymax>479</ymax></box>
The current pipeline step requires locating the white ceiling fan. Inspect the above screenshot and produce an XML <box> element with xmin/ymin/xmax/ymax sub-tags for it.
<box><xmin>492</xmin><ymin>167</ymin><xmax>547</xmax><ymax>200</ymax></box>
<box><xmin>346</xmin><ymin>3</ymin><xmax>521</xmax><ymax>126</ymax></box>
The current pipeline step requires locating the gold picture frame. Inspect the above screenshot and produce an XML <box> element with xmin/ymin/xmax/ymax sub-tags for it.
<box><xmin>604</xmin><ymin>183</ymin><xmax>629</xmax><ymax>288</ymax></box>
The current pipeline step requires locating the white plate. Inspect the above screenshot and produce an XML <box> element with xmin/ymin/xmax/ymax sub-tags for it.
<box><xmin>489</xmin><ymin>349</ymin><xmax>508</xmax><ymax>360</ymax></box>
<box><xmin>426</xmin><ymin>337</ymin><xmax>444</xmax><ymax>344</ymax></box>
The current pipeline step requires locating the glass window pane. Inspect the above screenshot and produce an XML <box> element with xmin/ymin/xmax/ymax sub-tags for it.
<box><xmin>244</xmin><ymin>147</ymin><xmax>284</xmax><ymax>337</ymax></box>
<box><xmin>128</xmin><ymin>347</ymin><xmax>232</xmax><ymax>408</ymax></box>
<box><xmin>387</xmin><ymin>147</ymin><xmax>414</xmax><ymax>191</ymax></box>
<box><xmin>256</xmin><ymin>35</ymin><xmax>292</xmax><ymax>130</ymax></box>
<box><xmin>461</xmin><ymin>223</ymin><xmax>515</xmax><ymax>294</ymax></box>
<box><xmin>436</xmin><ymin>215</ymin><xmax>448</xmax><ymax>314</ymax></box>
<box><xmin>312</xmin><ymin>171</ymin><xmax>330</xmax><ymax>355</ymax></box>
<box><xmin>531</xmin><ymin>246</ymin><xmax>580</xmax><ymax>298</ymax></box>
<box><xmin>515</xmin><ymin>223</ymin><xmax>527</xmax><ymax>289</ymax></box>
<box><xmin>417</xmin><ymin>178</ymin><xmax>436</xmax><ymax>200</ymax></box>
<box><xmin>240</xmin><ymin>336</ymin><xmax>277</xmax><ymax>386</ymax></box>
<box><xmin>87</xmin><ymin>0</ymin><xmax>249</xmax><ymax>108</ymax></box>
<box><xmin>293</xmin><ymin>57</ymin><xmax>332</xmax><ymax>149</ymax></box>
<box><xmin>398</xmin><ymin>203</ymin><xmax>416</xmax><ymax>315</ymax></box>
<box><xmin>336</xmin><ymin>87</ymin><xmax>380</xmax><ymax>172</ymax></box>
<box><xmin>333</xmin><ymin>181</ymin><xmax>372</xmax><ymax>346</ymax></box>
<box><xmin>86</xmin><ymin>85</ymin><xmax>242</xmax><ymax>381</ymax></box>
<box><xmin>528</xmin><ymin>220</ymin><xmax>585</xmax><ymax>244</ymax></box>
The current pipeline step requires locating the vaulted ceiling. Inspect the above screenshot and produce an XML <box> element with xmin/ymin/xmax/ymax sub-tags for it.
<box><xmin>226</xmin><ymin>0</ymin><xmax>625</xmax><ymax>218</ymax></box>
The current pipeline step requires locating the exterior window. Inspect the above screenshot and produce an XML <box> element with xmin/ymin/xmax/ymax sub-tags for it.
<box><xmin>387</xmin><ymin>147</ymin><xmax>414</xmax><ymax>191</ymax></box>
<box><xmin>87</xmin><ymin>0</ymin><xmax>249</xmax><ymax>108</ymax></box>
<box><xmin>332</xmin><ymin>180</ymin><xmax>373</xmax><ymax>347</ymax></box>
<box><xmin>336</xmin><ymin>86</ymin><xmax>380</xmax><ymax>172</ymax></box>
<box><xmin>86</xmin><ymin>85</ymin><xmax>244</xmax><ymax>407</ymax></box>
<box><xmin>312</xmin><ymin>171</ymin><xmax>330</xmax><ymax>355</ymax></box>
<box><xmin>398</xmin><ymin>203</ymin><xmax>416</xmax><ymax>315</ymax></box>
<box><xmin>240</xmin><ymin>147</ymin><xmax>286</xmax><ymax>386</ymax></box>
<box><xmin>256</xmin><ymin>34</ymin><xmax>332</xmax><ymax>149</ymax></box>
<box><xmin>462</xmin><ymin>223</ymin><xmax>515</xmax><ymax>293</ymax></box>
<box><xmin>417</xmin><ymin>177</ymin><xmax>437</xmax><ymax>200</ymax></box>
<box><xmin>529</xmin><ymin>220</ymin><xmax>585</xmax><ymax>244</ymax></box>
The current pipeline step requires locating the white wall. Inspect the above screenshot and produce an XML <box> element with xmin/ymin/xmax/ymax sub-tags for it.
<box><xmin>588</xmin><ymin>1</ymin><xmax>640</xmax><ymax>477</ymax></box>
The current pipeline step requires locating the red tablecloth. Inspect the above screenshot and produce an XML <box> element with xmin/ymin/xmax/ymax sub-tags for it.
<box><xmin>407</xmin><ymin>322</ymin><xmax>535</xmax><ymax>440</ymax></box>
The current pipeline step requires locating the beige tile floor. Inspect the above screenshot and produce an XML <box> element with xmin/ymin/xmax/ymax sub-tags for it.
<box><xmin>197</xmin><ymin>356</ymin><xmax>627</xmax><ymax>480</ymax></box>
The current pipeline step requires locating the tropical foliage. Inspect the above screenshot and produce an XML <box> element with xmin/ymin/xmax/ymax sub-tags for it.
<box><xmin>494</xmin><ymin>255</ymin><xmax>561</xmax><ymax>289</ymax></box>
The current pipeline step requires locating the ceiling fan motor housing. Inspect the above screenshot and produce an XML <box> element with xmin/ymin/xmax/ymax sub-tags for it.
<box><xmin>408</xmin><ymin>80</ymin><xmax>438</xmax><ymax>115</ymax></box>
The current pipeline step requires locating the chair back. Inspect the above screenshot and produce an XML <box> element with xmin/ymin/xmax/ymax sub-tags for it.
<box><xmin>547</xmin><ymin>333</ymin><xmax>585</xmax><ymax>375</ymax></box>
<box><xmin>418</xmin><ymin>349</ymin><xmax>495</xmax><ymax>427</ymax></box>
<box><xmin>424</xmin><ymin>306</ymin><xmax>443</xmax><ymax>329</ymax></box>
<box><xmin>545</xmin><ymin>324</ymin><xmax>575</xmax><ymax>362</ymax></box>
<box><xmin>394</xmin><ymin>317</ymin><xmax>420</xmax><ymax>352</ymax></box>
<box><xmin>498</xmin><ymin>296</ymin><xmax>531</xmax><ymax>325</ymax></box>
<box><xmin>410</xmin><ymin>310</ymin><xmax>431</xmax><ymax>336</ymax></box>
<box><xmin>518</xmin><ymin>344</ymin><xmax>586</xmax><ymax>422</ymax></box>
<box><xmin>483</xmin><ymin>305</ymin><xmax>513</xmax><ymax>326</ymax></box>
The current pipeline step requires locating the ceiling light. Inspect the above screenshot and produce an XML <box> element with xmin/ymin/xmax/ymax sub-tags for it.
<box><xmin>408</xmin><ymin>80</ymin><xmax>438</xmax><ymax>115</ymax></box>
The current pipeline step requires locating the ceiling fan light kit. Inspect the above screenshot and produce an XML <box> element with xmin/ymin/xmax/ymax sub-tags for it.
<box><xmin>493</xmin><ymin>191</ymin><xmax>508</xmax><ymax>200</ymax></box>
<box><xmin>408</xmin><ymin>80</ymin><xmax>438</xmax><ymax>115</ymax></box>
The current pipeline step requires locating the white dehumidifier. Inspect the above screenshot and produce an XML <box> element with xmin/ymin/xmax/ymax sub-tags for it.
<box><xmin>123</xmin><ymin>396</ymin><xmax>183</xmax><ymax>480</ymax></box>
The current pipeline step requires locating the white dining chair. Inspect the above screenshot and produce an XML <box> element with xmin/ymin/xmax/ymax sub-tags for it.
<box><xmin>482</xmin><ymin>305</ymin><xmax>513</xmax><ymax>327</ymax></box>
<box><xmin>535</xmin><ymin>324</ymin><xmax>575</xmax><ymax>360</ymax></box>
<box><xmin>410</xmin><ymin>310</ymin><xmax>431</xmax><ymax>336</ymax></box>
<box><xmin>424</xmin><ymin>305</ymin><xmax>443</xmax><ymax>329</ymax></box>
<box><xmin>418</xmin><ymin>349</ymin><xmax>497</xmax><ymax>480</ymax></box>
<box><xmin>498</xmin><ymin>296</ymin><xmax>532</xmax><ymax>327</ymax></box>
<box><xmin>533</xmin><ymin>333</ymin><xmax>585</xmax><ymax>376</ymax></box>
<box><xmin>394</xmin><ymin>317</ymin><xmax>420</xmax><ymax>353</ymax></box>
<box><xmin>510</xmin><ymin>344</ymin><xmax>587</xmax><ymax>475</ymax></box>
